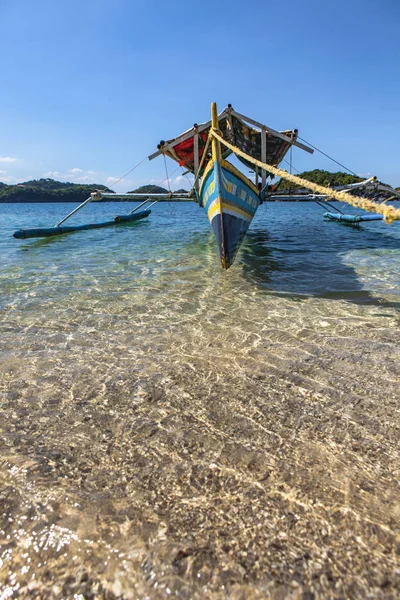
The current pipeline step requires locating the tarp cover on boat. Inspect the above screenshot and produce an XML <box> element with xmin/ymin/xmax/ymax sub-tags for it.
<box><xmin>230</xmin><ymin>116</ymin><xmax>293</xmax><ymax>170</ymax></box>
<box><xmin>158</xmin><ymin>111</ymin><xmax>295</xmax><ymax>174</ymax></box>
<box><xmin>162</xmin><ymin>120</ymin><xmax>232</xmax><ymax>172</ymax></box>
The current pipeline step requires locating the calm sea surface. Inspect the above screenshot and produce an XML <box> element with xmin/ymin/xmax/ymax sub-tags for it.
<box><xmin>1</xmin><ymin>202</ymin><xmax>399</xmax><ymax>599</ymax></box>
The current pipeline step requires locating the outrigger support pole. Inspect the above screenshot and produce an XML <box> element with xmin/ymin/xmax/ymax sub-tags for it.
<box><xmin>99</xmin><ymin>192</ymin><xmax>194</xmax><ymax>202</ymax></box>
<box><xmin>55</xmin><ymin>191</ymin><xmax>102</xmax><ymax>227</ymax></box>
<box><xmin>128</xmin><ymin>198</ymin><xmax>158</xmax><ymax>215</ymax></box>
<box><xmin>146</xmin><ymin>200</ymin><xmax>159</xmax><ymax>209</ymax></box>
<box><xmin>128</xmin><ymin>198</ymin><xmax>154</xmax><ymax>214</ymax></box>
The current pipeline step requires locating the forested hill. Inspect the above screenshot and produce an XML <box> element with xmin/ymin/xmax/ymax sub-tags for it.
<box><xmin>278</xmin><ymin>169</ymin><xmax>363</xmax><ymax>191</ymax></box>
<box><xmin>126</xmin><ymin>185</ymin><xmax>189</xmax><ymax>199</ymax></box>
<box><xmin>0</xmin><ymin>179</ymin><xmax>114</xmax><ymax>203</ymax></box>
<box><xmin>127</xmin><ymin>185</ymin><xmax>169</xmax><ymax>195</ymax></box>
<box><xmin>0</xmin><ymin>180</ymin><xmax>190</xmax><ymax>202</ymax></box>
<box><xmin>1</xmin><ymin>173</ymin><xmax>396</xmax><ymax>202</ymax></box>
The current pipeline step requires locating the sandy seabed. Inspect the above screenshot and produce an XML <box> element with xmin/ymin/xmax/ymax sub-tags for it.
<box><xmin>1</xmin><ymin>265</ymin><xmax>400</xmax><ymax>600</ymax></box>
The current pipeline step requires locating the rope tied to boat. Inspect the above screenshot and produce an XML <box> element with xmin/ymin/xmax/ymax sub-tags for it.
<box><xmin>211</xmin><ymin>131</ymin><xmax>400</xmax><ymax>224</ymax></box>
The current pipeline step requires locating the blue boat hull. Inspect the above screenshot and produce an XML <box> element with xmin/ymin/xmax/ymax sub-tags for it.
<box><xmin>200</xmin><ymin>159</ymin><xmax>260</xmax><ymax>268</ymax></box>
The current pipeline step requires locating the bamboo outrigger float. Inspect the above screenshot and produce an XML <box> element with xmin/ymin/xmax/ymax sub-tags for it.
<box><xmin>323</xmin><ymin>212</ymin><xmax>383</xmax><ymax>224</ymax></box>
<box><xmin>13</xmin><ymin>209</ymin><xmax>152</xmax><ymax>239</ymax></box>
<box><xmin>12</xmin><ymin>192</ymin><xmax>157</xmax><ymax>239</ymax></box>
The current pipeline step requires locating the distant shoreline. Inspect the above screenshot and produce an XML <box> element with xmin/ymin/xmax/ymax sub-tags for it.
<box><xmin>2</xmin><ymin>197</ymin><xmax>398</xmax><ymax>204</ymax></box>
<box><xmin>1</xmin><ymin>173</ymin><xmax>398</xmax><ymax>203</ymax></box>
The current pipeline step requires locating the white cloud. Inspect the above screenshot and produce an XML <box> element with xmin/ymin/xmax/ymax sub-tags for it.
<box><xmin>0</xmin><ymin>175</ymin><xmax>18</xmax><ymax>183</ymax></box>
<box><xmin>44</xmin><ymin>171</ymin><xmax>62</xmax><ymax>178</ymax></box>
<box><xmin>0</xmin><ymin>156</ymin><xmax>17</xmax><ymax>163</ymax></box>
<box><xmin>105</xmin><ymin>177</ymin><xmax>136</xmax><ymax>191</ymax></box>
<box><xmin>171</xmin><ymin>175</ymin><xmax>192</xmax><ymax>189</ymax></box>
<box><xmin>74</xmin><ymin>176</ymin><xmax>92</xmax><ymax>182</ymax></box>
<box><xmin>0</xmin><ymin>170</ymin><xmax>7</xmax><ymax>175</ymax></box>
<box><xmin>43</xmin><ymin>169</ymin><xmax>98</xmax><ymax>183</ymax></box>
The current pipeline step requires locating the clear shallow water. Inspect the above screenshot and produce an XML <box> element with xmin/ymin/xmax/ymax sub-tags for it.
<box><xmin>2</xmin><ymin>201</ymin><xmax>400</xmax><ymax>303</ymax></box>
<box><xmin>0</xmin><ymin>202</ymin><xmax>399</xmax><ymax>599</ymax></box>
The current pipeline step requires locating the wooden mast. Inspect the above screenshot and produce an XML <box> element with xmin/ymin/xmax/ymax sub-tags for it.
<box><xmin>211</xmin><ymin>102</ymin><xmax>221</xmax><ymax>161</ymax></box>
<box><xmin>211</xmin><ymin>102</ymin><xmax>228</xmax><ymax>268</ymax></box>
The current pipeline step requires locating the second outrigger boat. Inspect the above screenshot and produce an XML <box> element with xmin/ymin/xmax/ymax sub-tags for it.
<box><xmin>149</xmin><ymin>103</ymin><xmax>314</xmax><ymax>268</ymax></box>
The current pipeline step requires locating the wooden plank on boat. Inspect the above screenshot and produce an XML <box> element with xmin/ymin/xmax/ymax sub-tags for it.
<box><xmin>100</xmin><ymin>193</ymin><xmax>194</xmax><ymax>201</ymax></box>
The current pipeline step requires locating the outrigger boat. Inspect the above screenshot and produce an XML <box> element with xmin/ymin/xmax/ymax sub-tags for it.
<box><xmin>12</xmin><ymin>102</ymin><xmax>400</xmax><ymax>263</ymax></box>
<box><xmin>149</xmin><ymin>102</ymin><xmax>314</xmax><ymax>268</ymax></box>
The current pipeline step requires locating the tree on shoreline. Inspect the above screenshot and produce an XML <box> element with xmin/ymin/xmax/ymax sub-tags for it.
<box><xmin>278</xmin><ymin>169</ymin><xmax>363</xmax><ymax>191</ymax></box>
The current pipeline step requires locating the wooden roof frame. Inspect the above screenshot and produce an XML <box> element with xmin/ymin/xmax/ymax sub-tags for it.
<box><xmin>148</xmin><ymin>106</ymin><xmax>314</xmax><ymax>161</ymax></box>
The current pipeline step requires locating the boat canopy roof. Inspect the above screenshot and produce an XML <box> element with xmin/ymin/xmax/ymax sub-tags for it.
<box><xmin>148</xmin><ymin>106</ymin><xmax>313</xmax><ymax>174</ymax></box>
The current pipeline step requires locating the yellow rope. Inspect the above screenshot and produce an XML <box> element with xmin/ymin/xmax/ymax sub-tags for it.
<box><xmin>212</xmin><ymin>132</ymin><xmax>400</xmax><ymax>224</ymax></box>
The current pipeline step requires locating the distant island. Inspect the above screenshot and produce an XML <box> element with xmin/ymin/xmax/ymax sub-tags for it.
<box><xmin>0</xmin><ymin>172</ymin><xmax>397</xmax><ymax>202</ymax></box>
<box><xmin>0</xmin><ymin>179</ymin><xmax>114</xmax><ymax>203</ymax></box>
<box><xmin>126</xmin><ymin>185</ymin><xmax>189</xmax><ymax>199</ymax></box>
<box><xmin>0</xmin><ymin>179</ymin><xmax>189</xmax><ymax>203</ymax></box>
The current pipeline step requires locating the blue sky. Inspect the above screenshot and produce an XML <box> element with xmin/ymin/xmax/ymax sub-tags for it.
<box><xmin>1</xmin><ymin>0</ymin><xmax>399</xmax><ymax>191</ymax></box>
